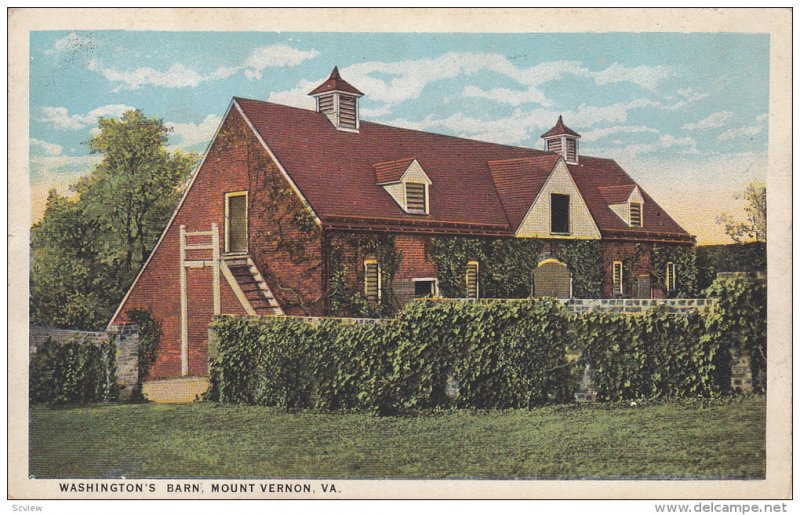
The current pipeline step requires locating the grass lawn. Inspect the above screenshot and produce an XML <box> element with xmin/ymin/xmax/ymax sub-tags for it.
<box><xmin>29</xmin><ymin>395</ymin><xmax>765</xmax><ymax>479</ymax></box>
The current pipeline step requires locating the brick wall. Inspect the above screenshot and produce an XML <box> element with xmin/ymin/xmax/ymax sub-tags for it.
<box><xmin>110</xmin><ymin>108</ymin><xmax>253</xmax><ymax>379</ymax></box>
<box><xmin>244</xmin><ymin>121</ymin><xmax>325</xmax><ymax>317</ymax></box>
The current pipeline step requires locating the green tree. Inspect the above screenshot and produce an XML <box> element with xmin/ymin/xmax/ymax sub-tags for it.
<box><xmin>31</xmin><ymin>110</ymin><xmax>198</xmax><ymax>330</ymax></box>
<box><xmin>716</xmin><ymin>183</ymin><xmax>766</xmax><ymax>243</ymax></box>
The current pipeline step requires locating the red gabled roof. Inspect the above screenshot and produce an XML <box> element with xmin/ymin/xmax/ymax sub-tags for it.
<box><xmin>234</xmin><ymin>97</ymin><xmax>691</xmax><ymax>241</ymax></box>
<box><xmin>597</xmin><ymin>184</ymin><xmax>637</xmax><ymax>204</ymax></box>
<box><xmin>541</xmin><ymin>115</ymin><xmax>581</xmax><ymax>138</ymax></box>
<box><xmin>308</xmin><ymin>66</ymin><xmax>364</xmax><ymax>97</ymax></box>
<box><xmin>569</xmin><ymin>157</ymin><xmax>689</xmax><ymax>237</ymax></box>
<box><xmin>487</xmin><ymin>155</ymin><xmax>560</xmax><ymax>229</ymax></box>
<box><xmin>236</xmin><ymin>97</ymin><xmax>539</xmax><ymax>229</ymax></box>
<box><xmin>373</xmin><ymin>157</ymin><xmax>417</xmax><ymax>185</ymax></box>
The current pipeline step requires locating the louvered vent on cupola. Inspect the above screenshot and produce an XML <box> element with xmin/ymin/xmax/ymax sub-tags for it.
<box><xmin>541</xmin><ymin>115</ymin><xmax>581</xmax><ymax>165</ymax></box>
<box><xmin>307</xmin><ymin>66</ymin><xmax>364</xmax><ymax>132</ymax></box>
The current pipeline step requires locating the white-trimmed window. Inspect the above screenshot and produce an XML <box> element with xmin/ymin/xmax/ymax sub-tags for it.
<box><xmin>413</xmin><ymin>278</ymin><xmax>438</xmax><ymax>298</ymax></box>
<box><xmin>612</xmin><ymin>261</ymin><xmax>623</xmax><ymax>295</ymax></box>
<box><xmin>666</xmin><ymin>262</ymin><xmax>676</xmax><ymax>292</ymax></box>
<box><xmin>465</xmin><ymin>261</ymin><xmax>480</xmax><ymax>299</ymax></box>
<box><xmin>630</xmin><ymin>202</ymin><xmax>643</xmax><ymax>227</ymax></box>
<box><xmin>405</xmin><ymin>182</ymin><xmax>428</xmax><ymax>214</ymax></box>
<box><xmin>224</xmin><ymin>191</ymin><xmax>248</xmax><ymax>254</ymax></box>
<box><xmin>364</xmin><ymin>259</ymin><xmax>381</xmax><ymax>302</ymax></box>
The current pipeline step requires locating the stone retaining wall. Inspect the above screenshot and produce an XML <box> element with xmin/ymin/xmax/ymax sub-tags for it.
<box><xmin>29</xmin><ymin>325</ymin><xmax>139</xmax><ymax>400</ymax></box>
<box><xmin>566</xmin><ymin>298</ymin><xmax>714</xmax><ymax>314</ymax></box>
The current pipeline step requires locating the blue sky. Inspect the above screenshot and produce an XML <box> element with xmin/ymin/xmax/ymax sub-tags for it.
<box><xmin>29</xmin><ymin>31</ymin><xmax>769</xmax><ymax>243</ymax></box>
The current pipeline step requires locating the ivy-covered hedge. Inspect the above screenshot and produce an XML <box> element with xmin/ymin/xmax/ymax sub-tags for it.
<box><xmin>696</xmin><ymin>242</ymin><xmax>767</xmax><ymax>291</ymax></box>
<box><xmin>29</xmin><ymin>337</ymin><xmax>118</xmax><ymax>404</ymax></box>
<box><xmin>207</xmin><ymin>299</ymin><xmax>575</xmax><ymax>412</ymax></box>
<box><xmin>392</xmin><ymin>299</ymin><xmax>574</xmax><ymax>409</ymax></box>
<box><xmin>207</xmin><ymin>288</ymin><xmax>773</xmax><ymax>412</ymax></box>
<box><xmin>704</xmin><ymin>274</ymin><xmax>767</xmax><ymax>392</ymax></box>
<box><xmin>576</xmin><ymin>307</ymin><xmax>721</xmax><ymax>400</ymax></box>
<box><xmin>127</xmin><ymin>308</ymin><xmax>161</xmax><ymax>399</ymax></box>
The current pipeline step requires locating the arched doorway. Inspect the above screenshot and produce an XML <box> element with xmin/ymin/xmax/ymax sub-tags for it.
<box><xmin>533</xmin><ymin>258</ymin><xmax>572</xmax><ymax>299</ymax></box>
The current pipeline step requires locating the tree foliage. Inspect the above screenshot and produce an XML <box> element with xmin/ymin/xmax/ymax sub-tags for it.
<box><xmin>30</xmin><ymin>110</ymin><xmax>198</xmax><ymax>330</ymax></box>
<box><xmin>716</xmin><ymin>183</ymin><xmax>766</xmax><ymax>243</ymax></box>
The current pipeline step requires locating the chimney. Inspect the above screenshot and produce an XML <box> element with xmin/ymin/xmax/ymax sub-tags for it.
<box><xmin>308</xmin><ymin>66</ymin><xmax>364</xmax><ymax>132</ymax></box>
<box><xmin>541</xmin><ymin>115</ymin><xmax>581</xmax><ymax>165</ymax></box>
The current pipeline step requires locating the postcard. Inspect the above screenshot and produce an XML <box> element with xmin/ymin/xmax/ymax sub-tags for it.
<box><xmin>7</xmin><ymin>7</ymin><xmax>792</xmax><ymax>502</ymax></box>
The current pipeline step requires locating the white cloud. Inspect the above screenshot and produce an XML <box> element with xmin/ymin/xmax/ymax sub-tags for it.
<box><xmin>380</xmin><ymin>97</ymin><xmax>679</xmax><ymax>147</ymax></box>
<box><xmin>266</xmin><ymin>79</ymin><xmax>318</xmax><ymax>109</ymax></box>
<box><xmin>29</xmin><ymin>138</ymin><xmax>63</xmax><ymax>156</ymax></box>
<box><xmin>92</xmin><ymin>62</ymin><xmax>205</xmax><ymax>91</ymax></box>
<box><xmin>682</xmin><ymin>111</ymin><xmax>734</xmax><ymax>131</ymax></box>
<box><xmin>167</xmin><ymin>114</ymin><xmax>222</xmax><ymax>149</ymax></box>
<box><xmin>580</xmin><ymin>125</ymin><xmax>659</xmax><ymax>142</ymax></box>
<box><xmin>89</xmin><ymin>43</ymin><xmax>319</xmax><ymax>91</ymax></box>
<box><xmin>717</xmin><ymin>114</ymin><xmax>768</xmax><ymax>141</ymax></box>
<box><xmin>676</xmin><ymin>87</ymin><xmax>710</xmax><ymax>103</ymax></box>
<box><xmin>240</xmin><ymin>44</ymin><xmax>320</xmax><ymax>80</ymax></box>
<box><xmin>270</xmin><ymin>54</ymin><xmax>674</xmax><ymax>119</ymax></box>
<box><xmin>44</xmin><ymin>32</ymin><xmax>96</xmax><ymax>55</ymax></box>
<box><xmin>463</xmin><ymin>84</ymin><xmax>552</xmax><ymax>108</ymax></box>
<box><xmin>39</xmin><ymin>104</ymin><xmax>136</xmax><ymax>130</ymax></box>
<box><xmin>593</xmin><ymin>63</ymin><xmax>671</xmax><ymax>91</ymax></box>
<box><xmin>29</xmin><ymin>155</ymin><xmax>102</xmax><ymax>223</ymax></box>
<box><xmin>616</xmin><ymin>134</ymin><xmax>697</xmax><ymax>158</ymax></box>
<box><xmin>30</xmin><ymin>154</ymin><xmax>102</xmax><ymax>180</ymax></box>
<box><xmin>359</xmin><ymin>104</ymin><xmax>393</xmax><ymax>118</ymax></box>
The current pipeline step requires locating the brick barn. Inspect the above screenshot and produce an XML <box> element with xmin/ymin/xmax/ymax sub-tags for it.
<box><xmin>109</xmin><ymin>67</ymin><xmax>694</xmax><ymax>380</ymax></box>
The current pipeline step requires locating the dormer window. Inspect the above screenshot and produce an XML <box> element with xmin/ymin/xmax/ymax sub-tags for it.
<box><xmin>404</xmin><ymin>182</ymin><xmax>428</xmax><ymax>213</ymax></box>
<box><xmin>599</xmin><ymin>185</ymin><xmax>645</xmax><ymax>229</ymax></box>
<box><xmin>630</xmin><ymin>202</ymin><xmax>642</xmax><ymax>227</ymax></box>
<box><xmin>374</xmin><ymin>158</ymin><xmax>432</xmax><ymax>215</ymax></box>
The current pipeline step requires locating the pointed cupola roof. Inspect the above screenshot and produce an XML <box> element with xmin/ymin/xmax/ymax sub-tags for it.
<box><xmin>308</xmin><ymin>66</ymin><xmax>364</xmax><ymax>96</ymax></box>
<box><xmin>541</xmin><ymin>115</ymin><xmax>581</xmax><ymax>138</ymax></box>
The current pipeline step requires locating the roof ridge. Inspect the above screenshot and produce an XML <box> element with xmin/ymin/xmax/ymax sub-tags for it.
<box><xmin>236</xmin><ymin>96</ymin><xmax>553</xmax><ymax>154</ymax></box>
<box><xmin>487</xmin><ymin>154</ymin><xmax>559</xmax><ymax>166</ymax></box>
<box><xmin>373</xmin><ymin>156</ymin><xmax>417</xmax><ymax>166</ymax></box>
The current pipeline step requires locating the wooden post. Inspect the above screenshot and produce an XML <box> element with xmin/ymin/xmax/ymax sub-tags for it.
<box><xmin>211</xmin><ymin>223</ymin><xmax>221</xmax><ymax>316</ymax></box>
<box><xmin>179</xmin><ymin>225</ymin><xmax>189</xmax><ymax>377</ymax></box>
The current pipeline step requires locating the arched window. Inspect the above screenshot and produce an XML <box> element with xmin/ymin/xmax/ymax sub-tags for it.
<box><xmin>666</xmin><ymin>262</ymin><xmax>676</xmax><ymax>292</ymax></box>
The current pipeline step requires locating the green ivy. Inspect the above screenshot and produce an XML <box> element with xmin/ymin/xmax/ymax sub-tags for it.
<box><xmin>704</xmin><ymin>275</ymin><xmax>767</xmax><ymax>392</ymax></box>
<box><xmin>30</xmin><ymin>337</ymin><xmax>118</xmax><ymax>405</ymax></box>
<box><xmin>553</xmin><ymin>240</ymin><xmax>603</xmax><ymax>298</ymax></box>
<box><xmin>393</xmin><ymin>299</ymin><xmax>575</xmax><ymax>409</ymax></box>
<box><xmin>653</xmin><ymin>244</ymin><xmax>698</xmax><ymax>297</ymax></box>
<box><xmin>206</xmin><ymin>286</ymin><xmax>765</xmax><ymax>412</ymax></box>
<box><xmin>696</xmin><ymin>242</ymin><xmax>766</xmax><ymax>290</ymax></box>
<box><xmin>576</xmin><ymin>307</ymin><xmax>721</xmax><ymax>401</ymax></box>
<box><xmin>426</xmin><ymin>237</ymin><xmax>545</xmax><ymax>298</ymax></box>
<box><xmin>327</xmin><ymin>233</ymin><xmax>401</xmax><ymax>318</ymax></box>
<box><xmin>127</xmin><ymin>309</ymin><xmax>161</xmax><ymax>400</ymax></box>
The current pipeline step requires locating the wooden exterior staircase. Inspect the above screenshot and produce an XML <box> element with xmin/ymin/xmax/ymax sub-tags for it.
<box><xmin>221</xmin><ymin>256</ymin><xmax>284</xmax><ymax>316</ymax></box>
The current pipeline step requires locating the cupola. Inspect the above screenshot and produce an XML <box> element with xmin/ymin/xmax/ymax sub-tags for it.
<box><xmin>308</xmin><ymin>66</ymin><xmax>364</xmax><ymax>132</ymax></box>
<box><xmin>541</xmin><ymin>115</ymin><xmax>581</xmax><ymax>165</ymax></box>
